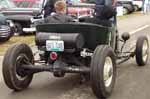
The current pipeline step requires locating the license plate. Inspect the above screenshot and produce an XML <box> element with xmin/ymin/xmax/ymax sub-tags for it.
<box><xmin>46</xmin><ymin>40</ymin><xmax>64</xmax><ymax>52</ymax></box>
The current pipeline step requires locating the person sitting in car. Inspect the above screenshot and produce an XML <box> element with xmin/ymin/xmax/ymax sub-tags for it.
<box><xmin>44</xmin><ymin>0</ymin><xmax>74</xmax><ymax>23</ymax></box>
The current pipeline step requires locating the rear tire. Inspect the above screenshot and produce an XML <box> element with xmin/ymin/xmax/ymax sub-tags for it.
<box><xmin>91</xmin><ymin>45</ymin><xmax>116</xmax><ymax>98</ymax></box>
<box><xmin>3</xmin><ymin>43</ymin><xmax>34</xmax><ymax>91</ymax></box>
<box><xmin>135</xmin><ymin>36</ymin><xmax>149</xmax><ymax>66</ymax></box>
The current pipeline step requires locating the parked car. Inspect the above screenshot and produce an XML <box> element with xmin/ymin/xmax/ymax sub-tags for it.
<box><xmin>13</xmin><ymin>0</ymin><xmax>93</xmax><ymax>18</ymax></box>
<box><xmin>12</xmin><ymin>0</ymin><xmax>41</xmax><ymax>8</ymax></box>
<box><xmin>67</xmin><ymin>1</ymin><xmax>93</xmax><ymax>18</ymax></box>
<box><xmin>0</xmin><ymin>0</ymin><xmax>16</xmax><ymax>9</ymax></box>
<box><xmin>118</xmin><ymin>0</ymin><xmax>142</xmax><ymax>12</ymax></box>
<box><xmin>0</xmin><ymin>0</ymin><xmax>42</xmax><ymax>35</ymax></box>
<box><xmin>133</xmin><ymin>0</ymin><xmax>142</xmax><ymax>11</ymax></box>
<box><xmin>0</xmin><ymin>0</ymin><xmax>92</xmax><ymax>35</ymax></box>
<box><xmin>0</xmin><ymin>13</ymin><xmax>14</xmax><ymax>41</ymax></box>
<box><xmin>85</xmin><ymin>0</ymin><xmax>135</xmax><ymax>15</ymax></box>
<box><xmin>117</xmin><ymin>0</ymin><xmax>135</xmax><ymax>14</ymax></box>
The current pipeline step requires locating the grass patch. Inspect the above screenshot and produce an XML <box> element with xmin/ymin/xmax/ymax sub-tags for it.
<box><xmin>0</xmin><ymin>35</ymin><xmax>35</xmax><ymax>55</ymax></box>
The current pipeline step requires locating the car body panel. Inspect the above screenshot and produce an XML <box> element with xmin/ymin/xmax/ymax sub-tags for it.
<box><xmin>1</xmin><ymin>8</ymin><xmax>41</xmax><ymax>16</ymax></box>
<box><xmin>36</xmin><ymin>23</ymin><xmax>112</xmax><ymax>50</ymax></box>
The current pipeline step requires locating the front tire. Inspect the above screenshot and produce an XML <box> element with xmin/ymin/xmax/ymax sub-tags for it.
<box><xmin>135</xmin><ymin>36</ymin><xmax>149</xmax><ymax>66</ymax></box>
<box><xmin>91</xmin><ymin>45</ymin><xmax>116</xmax><ymax>98</ymax></box>
<box><xmin>3</xmin><ymin>43</ymin><xmax>34</xmax><ymax>91</ymax></box>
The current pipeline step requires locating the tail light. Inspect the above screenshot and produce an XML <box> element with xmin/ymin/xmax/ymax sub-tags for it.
<box><xmin>50</xmin><ymin>52</ymin><xmax>58</xmax><ymax>60</ymax></box>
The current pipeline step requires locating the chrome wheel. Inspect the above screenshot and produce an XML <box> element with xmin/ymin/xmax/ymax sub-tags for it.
<box><xmin>142</xmin><ymin>40</ymin><xmax>149</xmax><ymax>62</ymax></box>
<box><xmin>136</xmin><ymin>36</ymin><xmax>149</xmax><ymax>66</ymax></box>
<box><xmin>103</xmin><ymin>57</ymin><xmax>113</xmax><ymax>87</ymax></box>
<box><xmin>91</xmin><ymin>45</ymin><xmax>116</xmax><ymax>98</ymax></box>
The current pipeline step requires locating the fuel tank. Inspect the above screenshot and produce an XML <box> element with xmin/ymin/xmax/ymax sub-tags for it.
<box><xmin>35</xmin><ymin>32</ymin><xmax>85</xmax><ymax>49</ymax></box>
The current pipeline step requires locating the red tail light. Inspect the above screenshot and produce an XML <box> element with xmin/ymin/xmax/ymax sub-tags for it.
<box><xmin>50</xmin><ymin>52</ymin><xmax>58</xmax><ymax>60</ymax></box>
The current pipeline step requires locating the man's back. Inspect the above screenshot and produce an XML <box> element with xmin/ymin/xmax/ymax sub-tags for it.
<box><xmin>44</xmin><ymin>13</ymin><xmax>74</xmax><ymax>23</ymax></box>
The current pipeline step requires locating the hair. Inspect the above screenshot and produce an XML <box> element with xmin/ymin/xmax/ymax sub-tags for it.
<box><xmin>54</xmin><ymin>0</ymin><xmax>66</xmax><ymax>13</ymax></box>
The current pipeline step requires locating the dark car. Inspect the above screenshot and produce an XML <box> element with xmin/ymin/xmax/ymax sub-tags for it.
<box><xmin>0</xmin><ymin>0</ymin><xmax>42</xmax><ymax>35</ymax></box>
<box><xmin>1</xmin><ymin>0</ymin><xmax>93</xmax><ymax>35</ymax></box>
<box><xmin>0</xmin><ymin>13</ymin><xmax>13</xmax><ymax>41</ymax></box>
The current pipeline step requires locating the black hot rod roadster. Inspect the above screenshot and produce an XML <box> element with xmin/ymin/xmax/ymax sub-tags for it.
<box><xmin>2</xmin><ymin>3</ymin><xmax>149</xmax><ymax>99</ymax></box>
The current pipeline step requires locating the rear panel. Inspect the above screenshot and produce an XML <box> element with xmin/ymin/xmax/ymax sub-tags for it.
<box><xmin>36</xmin><ymin>23</ymin><xmax>112</xmax><ymax>50</ymax></box>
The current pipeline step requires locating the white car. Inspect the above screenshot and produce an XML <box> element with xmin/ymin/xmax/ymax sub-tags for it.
<box><xmin>117</xmin><ymin>0</ymin><xmax>142</xmax><ymax>12</ymax></box>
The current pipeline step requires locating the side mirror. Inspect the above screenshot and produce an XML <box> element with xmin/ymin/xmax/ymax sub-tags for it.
<box><xmin>121</xmin><ymin>32</ymin><xmax>130</xmax><ymax>42</ymax></box>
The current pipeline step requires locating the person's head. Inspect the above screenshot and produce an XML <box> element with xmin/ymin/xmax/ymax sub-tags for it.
<box><xmin>54</xmin><ymin>0</ymin><xmax>66</xmax><ymax>14</ymax></box>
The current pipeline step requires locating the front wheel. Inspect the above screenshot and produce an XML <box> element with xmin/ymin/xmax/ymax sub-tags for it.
<box><xmin>135</xmin><ymin>36</ymin><xmax>149</xmax><ymax>66</ymax></box>
<box><xmin>91</xmin><ymin>45</ymin><xmax>116</xmax><ymax>98</ymax></box>
<box><xmin>3</xmin><ymin>43</ymin><xmax>34</xmax><ymax>91</ymax></box>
